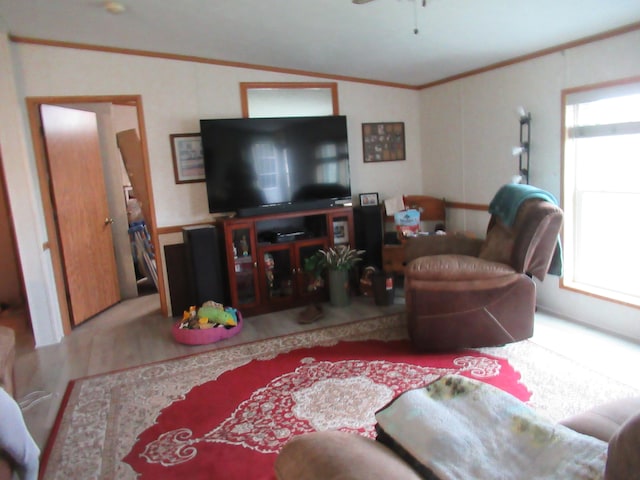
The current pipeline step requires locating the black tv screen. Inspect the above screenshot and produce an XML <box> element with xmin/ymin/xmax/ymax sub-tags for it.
<box><xmin>200</xmin><ymin>115</ymin><xmax>351</xmax><ymax>216</ymax></box>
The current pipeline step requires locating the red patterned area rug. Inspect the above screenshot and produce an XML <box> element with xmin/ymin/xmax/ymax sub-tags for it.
<box><xmin>126</xmin><ymin>340</ymin><xmax>527</xmax><ymax>479</ymax></box>
<box><xmin>41</xmin><ymin>314</ymin><xmax>529</xmax><ymax>479</ymax></box>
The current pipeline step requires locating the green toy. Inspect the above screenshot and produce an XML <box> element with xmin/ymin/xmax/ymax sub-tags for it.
<box><xmin>197</xmin><ymin>305</ymin><xmax>237</xmax><ymax>327</ymax></box>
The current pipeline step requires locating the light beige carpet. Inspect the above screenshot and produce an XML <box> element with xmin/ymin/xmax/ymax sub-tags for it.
<box><xmin>482</xmin><ymin>340</ymin><xmax>639</xmax><ymax>422</ymax></box>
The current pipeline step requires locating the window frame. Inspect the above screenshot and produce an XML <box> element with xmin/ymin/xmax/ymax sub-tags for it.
<box><xmin>239</xmin><ymin>82</ymin><xmax>339</xmax><ymax>118</ymax></box>
<box><xmin>560</xmin><ymin>75</ymin><xmax>640</xmax><ymax>309</ymax></box>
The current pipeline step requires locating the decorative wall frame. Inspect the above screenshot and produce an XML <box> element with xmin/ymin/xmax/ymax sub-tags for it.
<box><xmin>362</xmin><ymin>122</ymin><xmax>406</xmax><ymax>162</ymax></box>
<box><xmin>170</xmin><ymin>133</ymin><xmax>205</xmax><ymax>183</ymax></box>
<box><xmin>359</xmin><ymin>192</ymin><xmax>379</xmax><ymax>206</ymax></box>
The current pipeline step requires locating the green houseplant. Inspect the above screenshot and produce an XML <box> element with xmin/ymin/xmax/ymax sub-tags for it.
<box><xmin>304</xmin><ymin>245</ymin><xmax>365</xmax><ymax>307</ymax></box>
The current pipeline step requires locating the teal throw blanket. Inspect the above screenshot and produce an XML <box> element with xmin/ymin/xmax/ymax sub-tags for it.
<box><xmin>488</xmin><ymin>184</ymin><xmax>562</xmax><ymax>276</ymax></box>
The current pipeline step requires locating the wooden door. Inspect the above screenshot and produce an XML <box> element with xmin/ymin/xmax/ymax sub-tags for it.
<box><xmin>40</xmin><ymin>104</ymin><xmax>120</xmax><ymax>326</ymax></box>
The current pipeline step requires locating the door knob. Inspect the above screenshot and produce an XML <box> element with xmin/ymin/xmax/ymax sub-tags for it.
<box><xmin>104</xmin><ymin>217</ymin><xmax>114</xmax><ymax>225</ymax></box>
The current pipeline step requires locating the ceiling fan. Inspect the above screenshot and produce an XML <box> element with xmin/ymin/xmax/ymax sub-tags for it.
<box><xmin>352</xmin><ymin>0</ymin><xmax>428</xmax><ymax>33</ymax></box>
<box><xmin>352</xmin><ymin>0</ymin><xmax>427</xmax><ymax>5</ymax></box>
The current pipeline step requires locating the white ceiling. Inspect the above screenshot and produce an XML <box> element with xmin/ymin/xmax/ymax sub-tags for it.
<box><xmin>1</xmin><ymin>0</ymin><xmax>639</xmax><ymax>86</ymax></box>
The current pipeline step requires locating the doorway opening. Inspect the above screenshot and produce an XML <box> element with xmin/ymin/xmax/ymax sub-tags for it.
<box><xmin>0</xmin><ymin>148</ymin><xmax>32</xmax><ymax>342</ymax></box>
<box><xmin>25</xmin><ymin>95</ymin><xmax>166</xmax><ymax>337</ymax></box>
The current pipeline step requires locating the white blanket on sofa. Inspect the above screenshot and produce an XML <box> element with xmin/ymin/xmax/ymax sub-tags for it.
<box><xmin>375</xmin><ymin>375</ymin><xmax>607</xmax><ymax>480</ymax></box>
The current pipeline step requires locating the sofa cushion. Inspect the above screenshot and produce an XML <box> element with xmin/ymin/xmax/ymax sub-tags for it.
<box><xmin>274</xmin><ymin>431</ymin><xmax>422</xmax><ymax>480</ymax></box>
<box><xmin>406</xmin><ymin>254</ymin><xmax>515</xmax><ymax>282</ymax></box>
<box><xmin>605</xmin><ymin>411</ymin><xmax>640</xmax><ymax>480</ymax></box>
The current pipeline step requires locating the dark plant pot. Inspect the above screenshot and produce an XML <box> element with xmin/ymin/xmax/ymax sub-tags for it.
<box><xmin>328</xmin><ymin>269</ymin><xmax>350</xmax><ymax>307</ymax></box>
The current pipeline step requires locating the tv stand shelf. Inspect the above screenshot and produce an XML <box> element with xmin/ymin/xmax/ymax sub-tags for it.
<box><xmin>221</xmin><ymin>206</ymin><xmax>354</xmax><ymax>317</ymax></box>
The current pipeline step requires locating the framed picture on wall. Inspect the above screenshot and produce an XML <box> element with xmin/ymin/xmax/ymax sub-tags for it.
<box><xmin>359</xmin><ymin>192</ymin><xmax>379</xmax><ymax>207</ymax></box>
<box><xmin>362</xmin><ymin>122</ymin><xmax>405</xmax><ymax>163</ymax></box>
<box><xmin>170</xmin><ymin>133</ymin><xmax>205</xmax><ymax>183</ymax></box>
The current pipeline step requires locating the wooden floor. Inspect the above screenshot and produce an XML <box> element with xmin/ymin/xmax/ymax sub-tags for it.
<box><xmin>12</xmin><ymin>293</ymin><xmax>404</xmax><ymax>448</ymax></box>
<box><xmin>9</xmin><ymin>291</ymin><xmax>640</xmax><ymax>451</ymax></box>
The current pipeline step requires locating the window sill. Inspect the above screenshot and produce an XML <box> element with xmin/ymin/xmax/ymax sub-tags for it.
<box><xmin>560</xmin><ymin>280</ymin><xmax>640</xmax><ymax>309</ymax></box>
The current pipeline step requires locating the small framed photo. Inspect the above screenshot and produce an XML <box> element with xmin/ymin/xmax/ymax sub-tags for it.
<box><xmin>362</xmin><ymin>122</ymin><xmax>406</xmax><ymax>162</ymax></box>
<box><xmin>359</xmin><ymin>192</ymin><xmax>379</xmax><ymax>207</ymax></box>
<box><xmin>333</xmin><ymin>220</ymin><xmax>349</xmax><ymax>245</ymax></box>
<box><xmin>170</xmin><ymin>133</ymin><xmax>205</xmax><ymax>184</ymax></box>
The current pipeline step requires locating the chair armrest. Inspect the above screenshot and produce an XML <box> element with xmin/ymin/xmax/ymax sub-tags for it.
<box><xmin>404</xmin><ymin>235</ymin><xmax>484</xmax><ymax>264</ymax></box>
<box><xmin>559</xmin><ymin>397</ymin><xmax>640</xmax><ymax>442</ymax></box>
<box><xmin>275</xmin><ymin>431</ymin><xmax>422</xmax><ymax>480</ymax></box>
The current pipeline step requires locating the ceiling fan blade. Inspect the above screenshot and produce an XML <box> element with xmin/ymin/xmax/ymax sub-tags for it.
<box><xmin>352</xmin><ymin>0</ymin><xmax>376</xmax><ymax>4</ymax></box>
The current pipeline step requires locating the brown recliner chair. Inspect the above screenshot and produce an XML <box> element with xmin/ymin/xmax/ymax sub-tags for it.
<box><xmin>404</xmin><ymin>195</ymin><xmax>563</xmax><ymax>351</ymax></box>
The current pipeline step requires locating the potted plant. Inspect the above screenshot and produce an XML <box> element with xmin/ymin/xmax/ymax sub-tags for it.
<box><xmin>304</xmin><ymin>245</ymin><xmax>365</xmax><ymax>307</ymax></box>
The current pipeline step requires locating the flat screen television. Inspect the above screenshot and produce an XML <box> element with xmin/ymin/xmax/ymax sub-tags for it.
<box><xmin>200</xmin><ymin>115</ymin><xmax>351</xmax><ymax>217</ymax></box>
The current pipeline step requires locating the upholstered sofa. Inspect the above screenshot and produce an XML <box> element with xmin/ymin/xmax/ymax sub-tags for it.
<box><xmin>274</xmin><ymin>396</ymin><xmax>640</xmax><ymax>480</ymax></box>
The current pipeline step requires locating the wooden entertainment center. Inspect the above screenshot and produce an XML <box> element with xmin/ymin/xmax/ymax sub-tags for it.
<box><xmin>221</xmin><ymin>206</ymin><xmax>354</xmax><ymax>316</ymax></box>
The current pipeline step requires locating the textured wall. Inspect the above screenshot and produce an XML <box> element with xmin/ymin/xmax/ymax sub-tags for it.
<box><xmin>418</xmin><ymin>29</ymin><xmax>640</xmax><ymax>340</ymax></box>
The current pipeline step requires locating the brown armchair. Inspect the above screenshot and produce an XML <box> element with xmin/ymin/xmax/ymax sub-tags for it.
<box><xmin>404</xmin><ymin>195</ymin><xmax>563</xmax><ymax>351</ymax></box>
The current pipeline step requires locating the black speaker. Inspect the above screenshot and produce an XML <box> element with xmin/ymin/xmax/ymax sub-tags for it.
<box><xmin>182</xmin><ymin>225</ymin><xmax>227</xmax><ymax>307</ymax></box>
<box><xmin>354</xmin><ymin>205</ymin><xmax>383</xmax><ymax>269</ymax></box>
<box><xmin>164</xmin><ymin>243</ymin><xmax>191</xmax><ymax>316</ymax></box>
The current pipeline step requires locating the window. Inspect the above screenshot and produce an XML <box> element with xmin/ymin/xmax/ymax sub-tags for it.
<box><xmin>241</xmin><ymin>82</ymin><xmax>342</xmax><ymax>205</ymax></box>
<box><xmin>240</xmin><ymin>82</ymin><xmax>339</xmax><ymax>118</ymax></box>
<box><xmin>562</xmin><ymin>79</ymin><xmax>640</xmax><ymax>307</ymax></box>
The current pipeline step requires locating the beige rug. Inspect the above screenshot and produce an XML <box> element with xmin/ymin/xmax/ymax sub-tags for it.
<box><xmin>482</xmin><ymin>340</ymin><xmax>640</xmax><ymax>422</ymax></box>
<box><xmin>40</xmin><ymin>313</ymin><xmax>639</xmax><ymax>479</ymax></box>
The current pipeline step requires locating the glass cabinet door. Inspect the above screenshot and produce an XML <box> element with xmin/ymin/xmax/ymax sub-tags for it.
<box><xmin>262</xmin><ymin>245</ymin><xmax>294</xmax><ymax>302</ymax></box>
<box><xmin>328</xmin><ymin>211</ymin><xmax>354</xmax><ymax>248</ymax></box>
<box><xmin>230</xmin><ymin>226</ymin><xmax>258</xmax><ymax>307</ymax></box>
<box><xmin>296</xmin><ymin>240</ymin><xmax>328</xmax><ymax>299</ymax></box>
